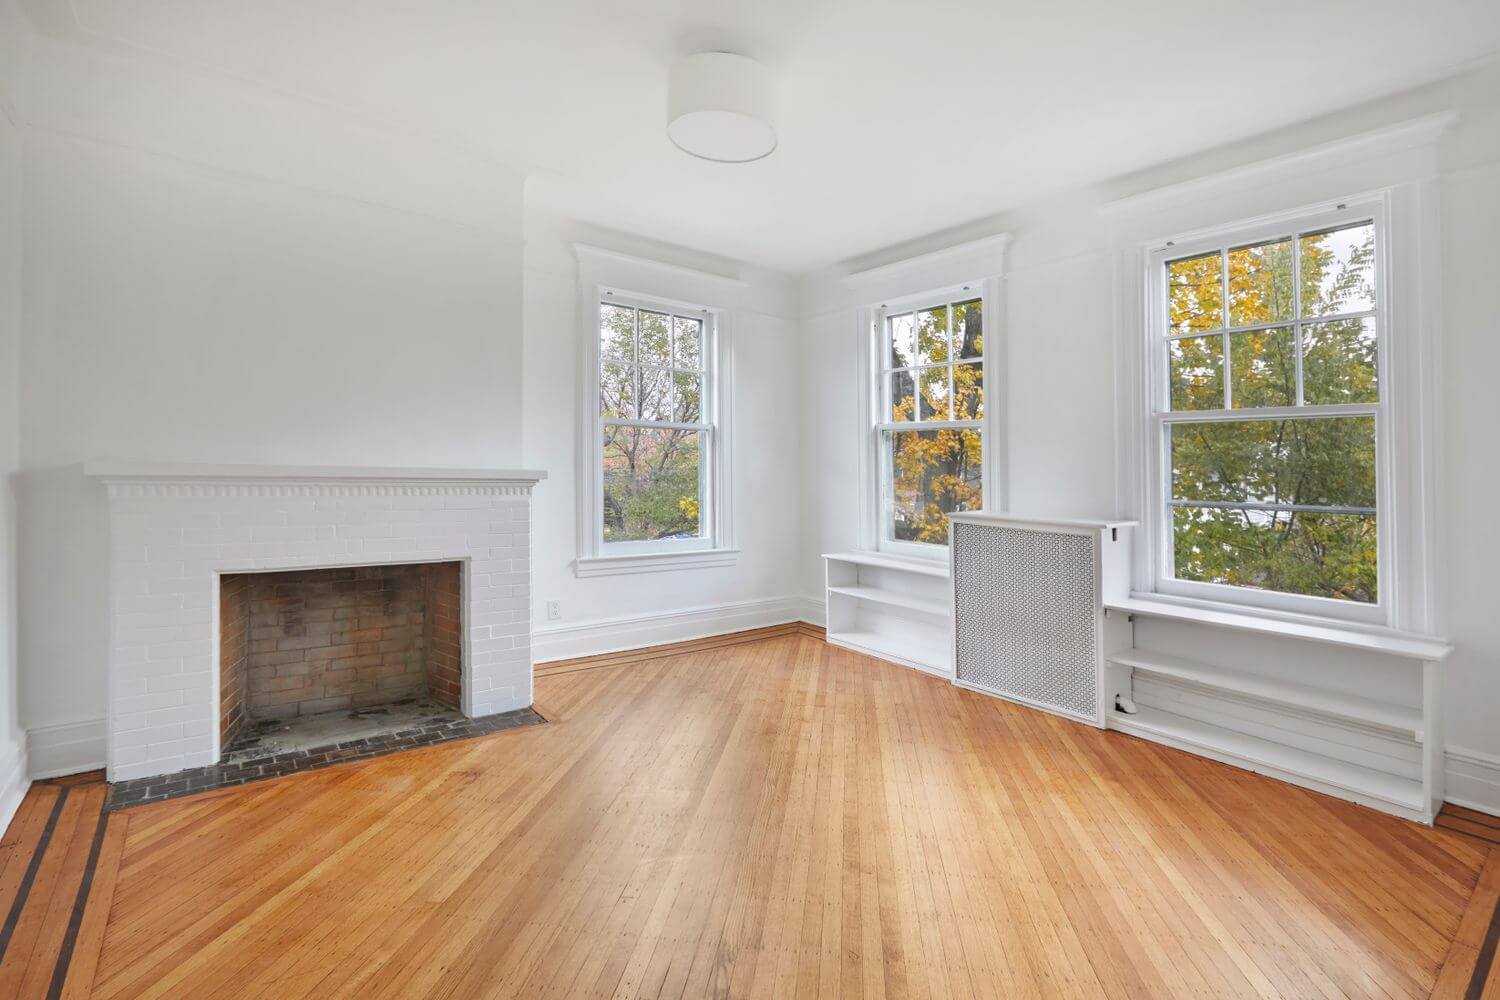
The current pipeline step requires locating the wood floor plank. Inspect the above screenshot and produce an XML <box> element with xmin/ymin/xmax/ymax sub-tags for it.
<box><xmin>0</xmin><ymin>784</ymin><xmax>106</xmax><ymax>1000</ymax></box>
<box><xmin>56</xmin><ymin>810</ymin><xmax>130</xmax><ymax>1000</ymax></box>
<box><xmin>19</xmin><ymin>631</ymin><xmax>1477</xmax><ymax>999</ymax></box>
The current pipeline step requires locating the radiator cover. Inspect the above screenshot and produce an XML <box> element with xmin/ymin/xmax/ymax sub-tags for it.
<box><xmin>952</xmin><ymin>519</ymin><xmax>1101</xmax><ymax>723</ymax></box>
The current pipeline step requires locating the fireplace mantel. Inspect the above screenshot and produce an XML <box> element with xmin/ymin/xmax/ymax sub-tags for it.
<box><xmin>85</xmin><ymin>461</ymin><xmax>547</xmax><ymax>485</ymax></box>
<box><xmin>91</xmin><ymin>460</ymin><xmax>545</xmax><ymax>782</ymax></box>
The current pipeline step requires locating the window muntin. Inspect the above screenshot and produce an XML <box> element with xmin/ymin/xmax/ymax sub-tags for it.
<box><xmin>878</xmin><ymin>295</ymin><xmax>984</xmax><ymax>548</ymax></box>
<box><xmin>597</xmin><ymin>298</ymin><xmax>713</xmax><ymax>549</ymax></box>
<box><xmin>1158</xmin><ymin>217</ymin><xmax>1381</xmax><ymax>608</ymax></box>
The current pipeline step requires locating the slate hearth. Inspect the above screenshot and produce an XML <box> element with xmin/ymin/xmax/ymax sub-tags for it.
<box><xmin>106</xmin><ymin>705</ymin><xmax>545</xmax><ymax>811</ymax></box>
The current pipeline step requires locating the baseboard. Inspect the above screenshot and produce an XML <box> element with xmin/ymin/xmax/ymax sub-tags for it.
<box><xmin>531</xmin><ymin>596</ymin><xmax>811</xmax><ymax>663</ymax></box>
<box><xmin>27</xmin><ymin>718</ymin><xmax>107</xmax><ymax>780</ymax></box>
<box><xmin>0</xmin><ymin>731</ymin><xmax>27</xmax><ymax>837</ymax></box>
<box><xmin>797</xmin><ymin>595</ymin><xmax>826</xmax><ymax>628</ymax></box>
<box><xmin>1446</xmin><ymin>745</ymin><xmax>1500</xmax><ymax>817</ymax></box>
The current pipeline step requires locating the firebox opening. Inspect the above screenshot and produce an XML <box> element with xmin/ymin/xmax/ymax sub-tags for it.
<box><xmin>218</xmin><ymin>561</ymin><xmax>463</xmax><ymax>759</ymax></box>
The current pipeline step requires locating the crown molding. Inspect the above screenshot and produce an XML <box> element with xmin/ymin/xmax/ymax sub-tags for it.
<box><xmin>571</xmin><ymin>243</ymin><xmax>748</xmax><ymax>289</ymax></box>
<box><xmin>841</xmin><ymin>233</ymin><xmax>1012</xmax><ymax>288</ymax></box>
<box><xmin>1100</xmin><ymin>111</ymin><xmax>1459</xmax><ymax>221</ymax></box>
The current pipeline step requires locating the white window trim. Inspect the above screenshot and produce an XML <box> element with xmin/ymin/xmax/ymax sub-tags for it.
<box><xmin>856</xmin><ymin>278</ymin><xmax>1005</xmax><ymax>561</ymax></box>
<box><xmin>1131</xmin><ymin>187</ymin><xmax>1439</xmax><ymax>630</ymax></box>
<box><xmin>573</xmin><ymin>276</ymin><xmax>737</xmax><ymax>579</ymax></box>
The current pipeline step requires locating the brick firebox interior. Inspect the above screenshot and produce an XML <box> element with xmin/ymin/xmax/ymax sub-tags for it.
<box><xmin>219</xmin><ymin>562</ymin><xmax>463</xmax><ymax>746</ymax></box>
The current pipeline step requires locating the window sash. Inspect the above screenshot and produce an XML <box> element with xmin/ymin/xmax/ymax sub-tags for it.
<box><xmin>596</xmin><ymin>297</ymin><xmax>717</xmax><ymax>554</ymax></box>
<box><xmin>1146</xmin><ymin>201</ymin><xmax>1391</xmax><ymax>623</ymax></box>
<box><xmin>878</xmin><ymin>295</ymin><xmax>985</xmax><ymax>549</ymax></box>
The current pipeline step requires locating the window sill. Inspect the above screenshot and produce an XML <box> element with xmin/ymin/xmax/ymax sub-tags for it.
<box><xmin>575</xmin><ymin>547</ymin><xmax>741</xmax><ymax>578</ymax></box>
<box><xmin>1108</xmin><ymin>592</ymin><xmax>1451</xmax><ymax>661</ymax></box>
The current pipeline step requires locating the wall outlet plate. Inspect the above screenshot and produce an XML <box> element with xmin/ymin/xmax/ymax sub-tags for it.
<box><xmin>545</xmin><ymin>600</ymin><xmax>561</xmax><ymax>621</ymax></box>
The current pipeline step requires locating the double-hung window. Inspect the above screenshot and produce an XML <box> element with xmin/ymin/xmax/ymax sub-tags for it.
<box><xmin>1150</xmin><ymin>203</ymin><xmax>1387</xmax><ymax>619</ymax></box>
<box><xmin>876</xmin><ymin>294</ymin><xmax>986</xmax><ymax>552</ymax></box>
<box><xmin>596</xmin><ymin>293</ymin><xmax>717</xmax><ymax>555</ymax></box>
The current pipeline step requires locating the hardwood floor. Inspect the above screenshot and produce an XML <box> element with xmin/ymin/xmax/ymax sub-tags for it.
<box><xmin>3</xmin><ymin>628</ymin><xmax>1498</xmax><ymax>998</ymax></box>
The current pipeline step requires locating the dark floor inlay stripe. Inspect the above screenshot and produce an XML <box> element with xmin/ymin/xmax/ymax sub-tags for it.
<box><xmin>46</xmin><ymin>806</ymin><xmax>110</xmax><ymax>1000</ymax></box>
<box><xmin>106</xmin><ymin>706</ymin><xmax>548</xmax><ymax>811</ymax></box>
<box><xmin>0</xmin><ymin>787</ymin><xmax>70</xmax><ymax>962</ymax></box>
<box><xmin>1470</xmin><ymin>892</ymin><xmax>1500</xmax><ymax>1000</ymax></box>
<box><xmin>1449</xmin><ymin>808</ymin><xmax>1500</xmax><ymax>831</ymax></box>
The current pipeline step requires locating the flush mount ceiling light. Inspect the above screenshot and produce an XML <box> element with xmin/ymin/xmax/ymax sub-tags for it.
<box><xmin>667</xmin><ymin>52</ymin><xmax>777</xmax><ymax>163</ymax></box>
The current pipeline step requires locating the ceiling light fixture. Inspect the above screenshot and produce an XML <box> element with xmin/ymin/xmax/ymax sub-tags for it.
<box><xmin>667</xmin><ymin>52</ymin><xmax>777</xmax><ymax>163</ymax></box>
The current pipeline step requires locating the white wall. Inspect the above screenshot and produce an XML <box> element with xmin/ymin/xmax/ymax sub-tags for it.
<box><xmin>799</xmin><ymin>63</ymin><xmax>1500</xmax><ymax>813</ymax></box>
<box><xmin>15</xmin><ymin>34</ymin><xmax>527</xmax><ymax>773</ymax></box>
<box><xmin>0</xmin><ymin>0</ymin><xmax>27</xmax><ymax>822</ymax></box>
<box><xmin>523</xmin><ymin>211</ymin><xmax>806</xmax><ymax>658</ymax></box>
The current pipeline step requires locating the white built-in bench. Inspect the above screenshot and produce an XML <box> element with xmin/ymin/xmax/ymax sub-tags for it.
<box><xmin>1103</xmin><ymin>595</ymin><xmax>1450</xmax><ymax>824</ymax></box>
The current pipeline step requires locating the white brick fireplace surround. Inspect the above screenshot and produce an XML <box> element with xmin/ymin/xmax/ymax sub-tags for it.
<box><xmin>87</xmin><ymin>463</ymin><xmax>546</xmax><ymax>783</ymax></box>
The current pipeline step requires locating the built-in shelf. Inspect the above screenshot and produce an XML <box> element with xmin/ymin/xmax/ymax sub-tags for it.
<box><xmin>1109</xmin><ymin>648</ymin><xmax>1422</xmax><ymax>738</ymax></box>
<box><xmin>1107</xmin><ymin>595</ymin><xmax>1452</xmax><ymax>661</ymax></box>
<box><xmin>827</xmin><ymin>584</ymin><xmax>948</xmax><ymax>618</ymax></box>
<box><xmin>824</xmin><ymin>552</ymin><xmax>952</xmax><ymax>677</ymax></box>
<box><xmin>823</xmin><ymin>551</ymin><xmax>950</xmax><ymax>579</ymax></box>
<box><xmin>828</xmin><ymin>629</ymin><xmax>951</xmax><ymax>677</ymax></box>
<box><xmin>1109</xmin><ymin>705</ymin><xmax>1426</xmax><ymax>816</ymax></box>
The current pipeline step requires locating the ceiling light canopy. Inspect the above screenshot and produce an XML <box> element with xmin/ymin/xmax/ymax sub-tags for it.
<box><xmin>667</xmin><ymin>53</ymin><xmax>777</xmax><ymax>163</ymax></box>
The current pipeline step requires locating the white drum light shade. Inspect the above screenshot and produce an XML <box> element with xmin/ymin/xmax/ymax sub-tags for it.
<box><xmin>667</xmin><ymin>53</ymin><xmax>777</xmax><ymax>163</ymax></box>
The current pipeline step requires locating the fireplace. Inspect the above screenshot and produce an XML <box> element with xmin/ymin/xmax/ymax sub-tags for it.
<box><xmin>219</xmin><ymin>561</ymin><xmax>464</xmax><ymax>753</ymax></box>
<box><xmin>89</xmin><ymin>462</ymin><xmax>546</xmax><ymax>783</ymax></box>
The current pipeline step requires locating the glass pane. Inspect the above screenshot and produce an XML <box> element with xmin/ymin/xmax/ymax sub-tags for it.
<box><xmin>1230</xmin><ymin>327</ymin><xmax>1295</xmax><ymax>409</ymax></box>
<box><xmin>1173</xmin><ymin>505</ymin><xmax>1377</xmax><ymax>603</ymax></box>
<box><xmin>638</xmin><ymin>367</ymin><xmax>671</xmax><ymax>422</ymax></box>
<box><xmin>1303</xmin><ymin>317</ymin><xmax>1378</xmax><ymax>405</ymax></box>
<box><xmin>603</xmin><ymin>426</ymin><xmax>703</xmax><ymax>543</ymax></box>
<box><xmin>1167</xmin><ymin>252</ymin><xmax>1223</xmax><ymax>335</ymax></box>
<box><xmin>638</xmin><ymin>310</ymin><xmax>671</xmax><ymax>368</ymax></box>
<box><xmin>1170</xmin><ymin>417</ymin><xmax>1375</xmax><ymax>508</ymax></box>
<box><xmin>890</xmin><ymin>371</ymin><xmax>916</xmax><ymax>422</ymax></box>
<box><xmin>600</xmin><ymin>303</ymin><xmax>635</xmax><ymax>362</ymax></box>
<box><xmin>673</xmin><ymin>315</ymin><xmax>702</xmax><ymax>370</ymax></box>
<box><xmin>889</xmin><ymin>428</ymin><xmax>983</xmax><ymax>544</ymax></box>
<box><xmin>889</xmin><ymin>312</ymin><xmax>916</xmax><ymax>369</ymax></box>
<box><xmin>1228</xmin><ymin>239</ymin><xmax>1293</xmax><ymax>327</ymax></box>
<box><xmin>672</xmin><ymin>371</ymin><xmax>701</xmax><ymax>423</ymax></box>
<box><xmin>599</xmin><ymin>362</ymin><xmax>635</xmax><ymax>418</ymax></box>
<box><xmin>1169</xmin><ymin>335</ymin><xmax>1224</xmax><ymax>411</ymax></box>
<box><xmin>918</xmin><ymin>366</ymin><xmax>950</xmax><ymax>421</ymax></box>
<box><xmin>953</xmin><ymin>298</ymin><xmax>983</xmax><ymax>359</ymax></box>
<box><xmin>916</xmin><ymin>306</ymin><xmax>949</xmax><ymax>365</ymax></box>
<box><xmin>1301</xmin><ymin>222</ymin><xmax>1375</xmax><ymax>318</ymax></box>
<box><xmin>953</xmin><ymin>362</ymin><xmax>983</xmax><ymax>420</ymax></box>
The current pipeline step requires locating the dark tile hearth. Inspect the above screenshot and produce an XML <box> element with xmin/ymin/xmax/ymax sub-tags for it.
<box><xmin>106</xmin><ymin>706</ymin><xmax>546</xmax><ymax>811</ymax></box>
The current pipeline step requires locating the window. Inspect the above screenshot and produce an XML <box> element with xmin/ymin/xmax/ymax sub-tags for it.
<box><xmin>876</xmin><ymin>294</ymin><xmax>985</xmax><ymax>551</ymax></box>
<box><xmin>595</xmin><ymin>293</ymin><xmax>719</xmax><ymax>558</ymax></box>
<box><xmin>1149</xmin><ymin>204</ymin><xmax>1386</xmax><ymax>618</ymax></box>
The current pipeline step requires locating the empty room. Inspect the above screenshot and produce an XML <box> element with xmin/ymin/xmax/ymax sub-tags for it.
<box><xmin>1</xmin><ymin>1</ymin><xmax>1499</xmax><ymax>997</ymax></box>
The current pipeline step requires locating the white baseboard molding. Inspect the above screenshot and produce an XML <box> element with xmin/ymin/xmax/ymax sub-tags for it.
<box><xmin>1445</xmin><ymin>745</ymin><xmax>1500</xmax><ymax>817</ymax></box>
<box><xmin>796</xmin><ymin>595</ymin><xmax>826</xmax><ymax>628</ymax></box>
<box><xmin>532</xmin><ymin>596</ymin><xmax>811</xmax><ymax>663</ymax></box>
<box><xmin>0</xmin><ymin>731</ymin><xmax>27</xmax><ymax>837</ymax></box>
<box><xmin>27</xmin><ymin>718</ymin><xmax>107</xmax><ymax>780</ymax></box>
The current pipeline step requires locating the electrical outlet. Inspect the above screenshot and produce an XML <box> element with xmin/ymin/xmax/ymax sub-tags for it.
<box><xmin>545</xmin><ymin>600</ymin><xmax>561</xmax><ymax>621</ymax></box>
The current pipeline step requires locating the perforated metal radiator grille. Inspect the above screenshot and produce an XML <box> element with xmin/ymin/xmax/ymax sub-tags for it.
<box><xmin>952</xmin><ymin>521</ymin><xmax>1098</xmax><ymax>721</ymax></box>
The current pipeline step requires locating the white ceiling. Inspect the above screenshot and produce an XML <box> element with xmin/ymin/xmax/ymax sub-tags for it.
<box><xmin>54</xmin><ymin>0</ymin><xmax>1500</xmax><ymax>271</ymax></box>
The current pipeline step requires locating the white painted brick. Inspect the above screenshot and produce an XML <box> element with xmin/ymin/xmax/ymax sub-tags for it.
<box><xmin>116</xmin><ymin>724</ymin><xmax>182</xmax><ymax>748</ymax></box>
<box><xmin>116</xmin><ymin>690</ymin><xmax>185</xmax><ymax>715</ymax></box>
<box><xmin>103</xmin><ymin>479</ymin><xmax>537</xmax><ymax>781</ymax></box>
<box><xmin>146</xmin><ymin>704</ymin><xmax>206</xmax><ymax>728</ymax></box>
